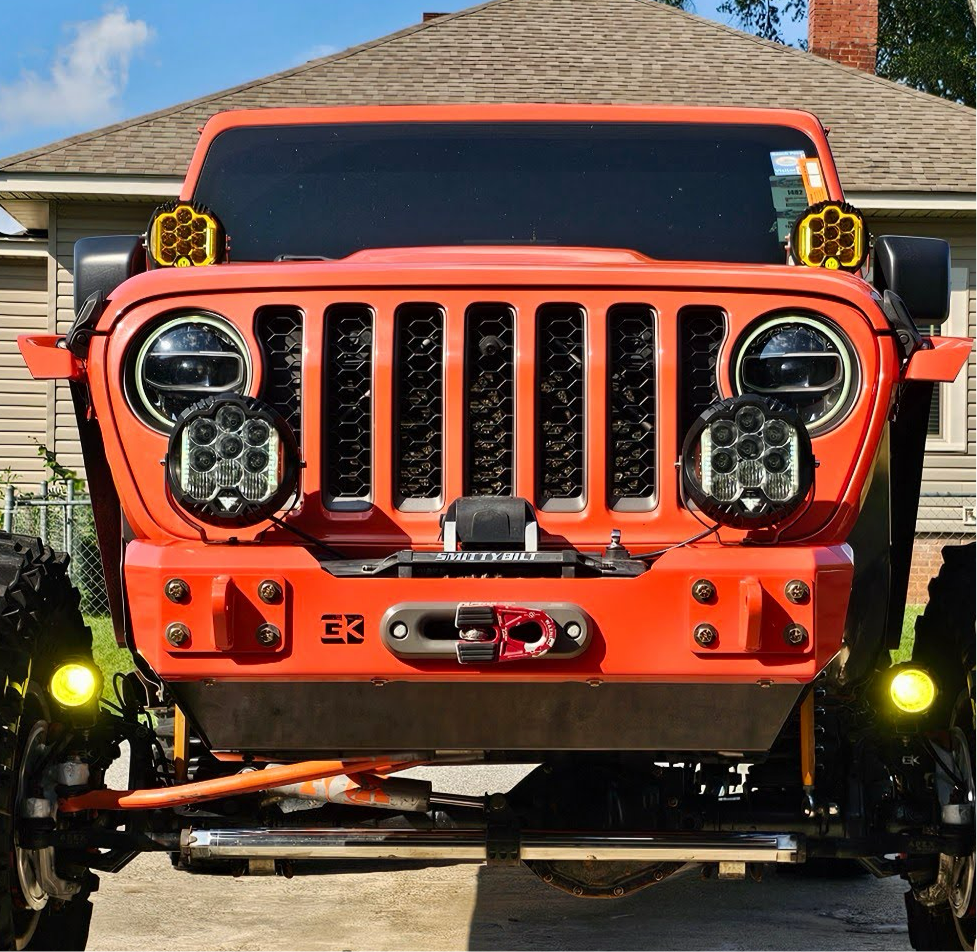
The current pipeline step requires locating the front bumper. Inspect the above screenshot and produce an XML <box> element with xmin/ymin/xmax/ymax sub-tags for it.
<box><xmin>126</xmin><ymin>540</ymin><xmax>852</xmax><ymax>683</ymax></box>
<box><xmin>126</xmin><ymin>540</ymin><xmax>851</xmax><ymax>754</ymax></box>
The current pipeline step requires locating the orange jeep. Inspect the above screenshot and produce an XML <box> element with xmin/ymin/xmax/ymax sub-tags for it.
<box><xmin>9</xmin><ymin>104</ymin><xmax>975</xmax><ymax>950</ymax></box>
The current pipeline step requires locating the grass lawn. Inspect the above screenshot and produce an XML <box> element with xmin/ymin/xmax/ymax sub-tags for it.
<box><xmin>87</xmin><ymin>615</ymin><xmax>136</xmax><ymax>697</ymax></box>
<box><xmin>84</xmin><ymin>604</ymin><xmax>929</xmax><ymax>687</ymax></box>
<box><xmin>892</xmin><ymin>604</ymin><xmax>924</xmax><ymax>664</ymax></box>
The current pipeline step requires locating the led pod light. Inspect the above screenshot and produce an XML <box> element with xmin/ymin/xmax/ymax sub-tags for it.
<box><xmin>148</xmin><ymin>201</ymin><xmax>224</xmax><ymax>268</ymax></box>
<box><xmin>682</xmin><ymin>396</ymin><xmax>814</xmax><ymax>529</ymax></box>
<box><xmin>791</xmin><ymin>200</ymin><xmax>868</xmax><ymax>272</ymax></box>
<box><xmin>166</xmin><ymin>395</ymin><xmax>299</xmax><ymax>527</ymax></box>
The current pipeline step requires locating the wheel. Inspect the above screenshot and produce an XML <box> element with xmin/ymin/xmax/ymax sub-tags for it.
<box><xmin>905</xmin><ymin>542</ymin><xmax>975</xmax><ymax>951</ymax></box>
<box><xmin>911</xmin><ymin>542</ymin><xmax>975</xmax><ymax>725</ymax></box>
<box><xmin>0</xmin><ymin>534</ymin><xmax>96</xmax><ymax>951</ymax></box>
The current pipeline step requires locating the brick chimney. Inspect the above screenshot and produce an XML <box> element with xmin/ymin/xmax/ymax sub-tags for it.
<box><xmin>808</xmin><ymin>0</ymin><xmax>878</xmax><ymax>72</ymax></box>
<box><xmin>422</xmin><ymin>12</ymin><xmax>448</xmax><ymax>21</ymax></box>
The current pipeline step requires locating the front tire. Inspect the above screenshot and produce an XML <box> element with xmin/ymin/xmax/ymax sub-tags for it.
<box><xmin>905</xmin><ymin>542</ymin><xmax>975</xmax><ymax>951</ymax></box>
<box><xmin>0</xmin><ymin>534</ymin><xmax>96</xmax><ymax>951</ymax></box>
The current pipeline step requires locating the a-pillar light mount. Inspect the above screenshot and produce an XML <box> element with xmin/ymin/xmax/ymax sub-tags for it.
<box><xmin>682</xmin><ymin>396</ymin><xmax>815</xmax><ymax>529</ymax></box>
<box><xmin>166</xmin><ymin>394</ymin><xmax>299</xmax><ymax>528</ymax></box>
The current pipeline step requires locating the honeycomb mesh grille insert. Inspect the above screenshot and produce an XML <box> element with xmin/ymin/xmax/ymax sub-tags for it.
<box><xmin>536</xmin><ymin>304</ymin><xmax>586</xmax><ymax>507</ymax></box>
<box><xmin>607</xmin><ymin>305</ymin><xmax>657</xmax><ymax>505</ymax></box>
<box><xmin>678</xmin><ymin>306</ymin><xmax>726</xmax><ymax>446</ymax></box>
<box><xmin>395</xmin><ymin>305</ymin><xmax>444</xmax><ymax>504</ymax></box>
<box><xmin>256</xmin><ymin>307</ymin><xmax>303</xmax><ymax>449</ymax></box>
<box><xmin>323</xmin><ymin>305</ymin><xmax>373</xmax><ymax>503</ymax></box>
<box><xmin>465</xmin><ymin>304</ymin><xmax>515</xmax><ymax>496</ymax></box>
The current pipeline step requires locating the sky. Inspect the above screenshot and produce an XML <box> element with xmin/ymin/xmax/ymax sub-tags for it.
<box><xmin>0</xmin><ymin>1</ymin><xmax>805</xmax><ymax>234</ymax></box>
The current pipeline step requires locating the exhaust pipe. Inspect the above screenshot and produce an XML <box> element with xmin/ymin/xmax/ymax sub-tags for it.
<box><xmin>183</xmin><ymin>828</ymin><xmax>801</xmax><ymax>864</ymax></box>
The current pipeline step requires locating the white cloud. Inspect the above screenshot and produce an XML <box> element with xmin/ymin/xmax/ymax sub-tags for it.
<box><xmin>0</xmin><ymin>8</ymin><xmax>152</xmax><ymax>135</ymax></box>
<box><xmin>300</xmin><ymin>43</ymin><xmax>340</xmax><ymax>62</ymax></box>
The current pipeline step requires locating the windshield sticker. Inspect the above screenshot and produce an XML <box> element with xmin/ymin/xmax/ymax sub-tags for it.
<box><xmin>770</xmin><ymin>175</ymin><xmax>810</xmax><ymax>243</ymax></box>
<box><xmin>800</xmin><ymin>157</ymin><xmax>829</xmax><ymax>203</ymax></box>
<box><xmin>770</xmin><ymin>150</ymin><xmax>806</xmax><ymax>176</ymax></box>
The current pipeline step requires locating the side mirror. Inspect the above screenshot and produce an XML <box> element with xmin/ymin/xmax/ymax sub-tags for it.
<box><xmin>873</xmin><ymin>235</ymin><xmax>950</xmax><ymax>325</ymax></box>
<box><xmin>73</xmin><ymin>234</ymin><xmax>145</xmax><ymax>316</ymax></box>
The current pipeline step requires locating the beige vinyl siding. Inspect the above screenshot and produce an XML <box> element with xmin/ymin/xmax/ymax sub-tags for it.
<box><xmin>0</xmin><ymin>256</ymin><xmax>49</xmax><ymax>482</ymax></box>
<box><xmin>865</xmin><ymin>216</ymin><xmax>977</xmax><ymax>533</ymax></box>
<box><xmin>52</xmin><ymin>201</ymin><xmax>156</xmax><ymax>479</ymax></box>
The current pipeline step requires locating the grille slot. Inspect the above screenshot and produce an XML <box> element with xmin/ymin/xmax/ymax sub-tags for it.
<box><xmin>536</xmin><ymin>304</ymin><xmax>586</xmax><ymax>510</ymax></box>
<box><xmin>465</xmin><ymin>304</ymin><xmax>515</xmax><ymax>496</ymax></box>
<box><xmin>323</xmin><ymin>305</ymin><xmax>373</xmax><ymax>507</ymax></box>
<box><xmin>678</xmin><ymin>306</ymin><xmax>726</xmax><ymax>446</ymax></box>
<box><xmin>256</xmin><ymin>307</ymin><xmax>303</xmax><ymax>448</ymax></box>
<box><xmin>607</xmin><ymin>305</ymin><xmax>657</xmax><ymax>508</ymax></box>
<box><xmin>394</xmin><ymin>304</ymin><xmax>445</xmax><ymax>508</ymax></box>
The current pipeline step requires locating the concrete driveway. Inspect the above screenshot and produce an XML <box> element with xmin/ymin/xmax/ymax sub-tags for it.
<box><xmin>88</xmin><ymin>765</ymin><xmax>912</xmax><ymax>951</ymax></box>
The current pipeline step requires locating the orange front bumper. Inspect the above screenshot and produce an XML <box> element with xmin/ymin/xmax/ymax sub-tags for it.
<box><xmin>125</xmin><ymin>541</ymin><xmax>853</xmax><ymax>685</ymax></box>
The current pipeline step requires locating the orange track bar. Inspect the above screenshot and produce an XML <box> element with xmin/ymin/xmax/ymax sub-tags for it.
<box><xmin>60</xmin><ymin>758</ymin><xmax>426</xmax><ymax>813</ymax></box>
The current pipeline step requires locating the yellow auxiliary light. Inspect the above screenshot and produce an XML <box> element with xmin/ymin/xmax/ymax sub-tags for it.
<box><xmin>889</xmin><ymin>666</ymin><xmax>937</xmax><ymax>715</ymax></box>
<box><xmin>147</xmin><ymin>202</ymin><xmax>224</xmax><ymax>268</ymax></box>
<box><xmin>791</xmin><ymin>200</ymin><xmax>868</xmax><ymax>273</ymax></box>
<box><xmin>49</xmin><ymin>661</ymin><xmax>101</xmax><ymax>708</ymax></box>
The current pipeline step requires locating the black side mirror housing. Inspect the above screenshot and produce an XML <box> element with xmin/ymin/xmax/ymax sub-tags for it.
<box><xmin>73</xmin><ymin>234</ymin><xmax>145</xmax><ymax>317</ymax></box>
<box><xmin>873</xmin><ymin>235</ymin><xmax>950</xmax><ymax>325</ymax></box>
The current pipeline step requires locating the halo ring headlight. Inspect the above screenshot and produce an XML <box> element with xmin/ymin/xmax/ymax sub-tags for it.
<box><xmin>128</xmin><ymin>314</ymin><xmax>252</xmax><ymax>431</ymax></box>
<box><xmin>733</xmin><ymin>314</ymin><xmax>858</xmax><ymax>434</ymax></box>
<box><xmin>166</xmin><ymin>394</ymin><xmax>299</xmax><ymax>528</ymax></box>
<box><xmin>682</xmin><ymin>395</ymin><xmax>814</xmax><ymax>529</ymax></box>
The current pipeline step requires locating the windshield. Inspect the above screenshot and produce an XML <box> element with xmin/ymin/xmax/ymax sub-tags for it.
<box><xmin>192</xmin><ymin>121</ymin><xmax>821</xmax><ymax>264</ymax></box>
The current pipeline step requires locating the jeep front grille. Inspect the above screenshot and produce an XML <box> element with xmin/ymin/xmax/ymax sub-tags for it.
<box><xmin>394</xmin><ymin>305</ymin><xmax>445</xmax><ymax>508</ymax></box>
<box><xmin>323</xmin><ymin>305</ymin><xmax>373</xmax><ymax>506</ymax></box>
<box><xmin>256</xmin><ymin>307</ymin><xmax>303</xmax><ymax>448</ymax></box>
<box><xmin>309</xmin><ymin>297</ymin><xmax>730</xmax><ymax>522</ymax></box>
<box><xmin>465</xmin><ymin>304</ymin><xmax>515</xmax><ymax>496</ymax></box>
<box><xmin>608</xmin><ymin>304</ymin><xmax>657</xmax><ymax>508</ymax></box>
<box><xmin>536</xmin><ymin>304</ymin><xmax>586</xmax><ymax>509</ymax></box>
<box><xmin>678</xmin><ymin>305</ymin><xmax>725</xmax><ymax>447</ymax></box>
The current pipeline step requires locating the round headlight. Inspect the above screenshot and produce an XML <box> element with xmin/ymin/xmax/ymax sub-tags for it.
<box><xmin>733</xmin><ymin>315</ymin><xmax>857</xmax><ymax>434</ymax></box>
<box><xmin>682</xmin><ymin>396</ymin><xmax>814</xmax><ymax>529</ymax></box>
<box><xmin>166</xmin><ymin>395</ymin><xmax>298</xmax><ymax>527</ymax></box>
<box><xmin>128</xmin><ymin>314</ymin><xmax>251</xmax><ymax>430</ymax></box>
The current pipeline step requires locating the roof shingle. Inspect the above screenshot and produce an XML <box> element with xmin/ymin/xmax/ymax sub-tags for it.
<box><xmin>1</xmin><ymin>0</ymin><xmax>973</xmax><ymax>193</ymax></box>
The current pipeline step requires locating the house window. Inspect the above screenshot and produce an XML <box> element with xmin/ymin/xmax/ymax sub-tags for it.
<box><xmin>923</xmin><ymin>267</ymin><xmax>969</xmax><ymax>453</ymax></box>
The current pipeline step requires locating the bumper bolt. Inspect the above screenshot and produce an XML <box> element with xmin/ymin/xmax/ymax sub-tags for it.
<box><xmin>691</xmin><ymin>579</ymin><xmax>716</xmax><ymax>603</ymax></box>
<box><xmin>256</xmin><ymin>623</ymin><xmax>281</xmax><ymax>647</ymax></box>
<box><xmin>783</xmin><ymin>624</ymin><xmax>808</xmax><ymax>646</ymax></box>
<box><xmin>784</xmin><ymin>580</ymin><xmax>810</xmax><ymax>604</ymax></box>
<box><xmin>390</xmin><ymin>621</ymin><xmax>409</xmax><ymax>640</ymax></box>
<box><xmin>565</xmin><ymin>621</ymin><xmax>584</xmax><ymax>642</ymax></box>
<box><xmin>165</xmin><ymin>623</ymin><xmax>190</xmax><ymax>647</ymax></box>
<box><xmin>257</xmin><ymin>580</ymin><xmax>282</xmax><ymax>604</ymax></box>
<box><xmin>693</xmin><ymin>623</ymin><xmax>718</xmax><ymax>647</ymax></box>
<box><xmin>164</xmin><ymin>579</ymin><xmax>189</xmax><ymax>603</ymax></box>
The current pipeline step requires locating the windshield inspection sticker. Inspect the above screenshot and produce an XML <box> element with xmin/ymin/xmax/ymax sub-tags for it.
<box><xmin>770</xmin><ymin>150</ymin><xmax>806</xmax><ymax>176</ymax></box>
<box><xmin>770</xmin><ymin>175</ymin><xmax>810</xmax><ymax>242</ymax></box>
<box><xmin>800</xmin><ymin>157</ymin><xmax>829</xmax><ymax>203</ymax></box>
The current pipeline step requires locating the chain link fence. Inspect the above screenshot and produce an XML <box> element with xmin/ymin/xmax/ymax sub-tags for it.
<box><xmin>2</xmin><ymin>483</ymin><xmax>109</xmax><ymax>616</ymax></box>
<box><xmin>908</xmin><ymin>491</ymin><xmax>976</xmax><ymax>606</ymax></box>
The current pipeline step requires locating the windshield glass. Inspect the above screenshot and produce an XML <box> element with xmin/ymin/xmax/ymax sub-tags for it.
<box><xmin>192</xmin><ymin>121</ymin><xmax>820</xmax><ymax>264</ymax></box>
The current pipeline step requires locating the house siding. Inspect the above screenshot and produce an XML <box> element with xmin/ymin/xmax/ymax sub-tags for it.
<box><xmin>0</xmin><ymin>255</ymin><xmax>49</xmax><ymax>482</ymax></box>
<box><xmin>51</xmin><ymin>201</ymin><xmax>156</xmax><ymax>479</ymax></box>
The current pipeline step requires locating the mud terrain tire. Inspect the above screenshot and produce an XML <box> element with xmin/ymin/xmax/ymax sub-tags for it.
<box><xmin>0</xmin><ymin>533</ymin><xmax>95</xmax><ymax>951</ymax></box>
<box><xmin>905</xmin><ymin>542</ymin><xmax>975</xmax><ymax>951</ymax></box>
